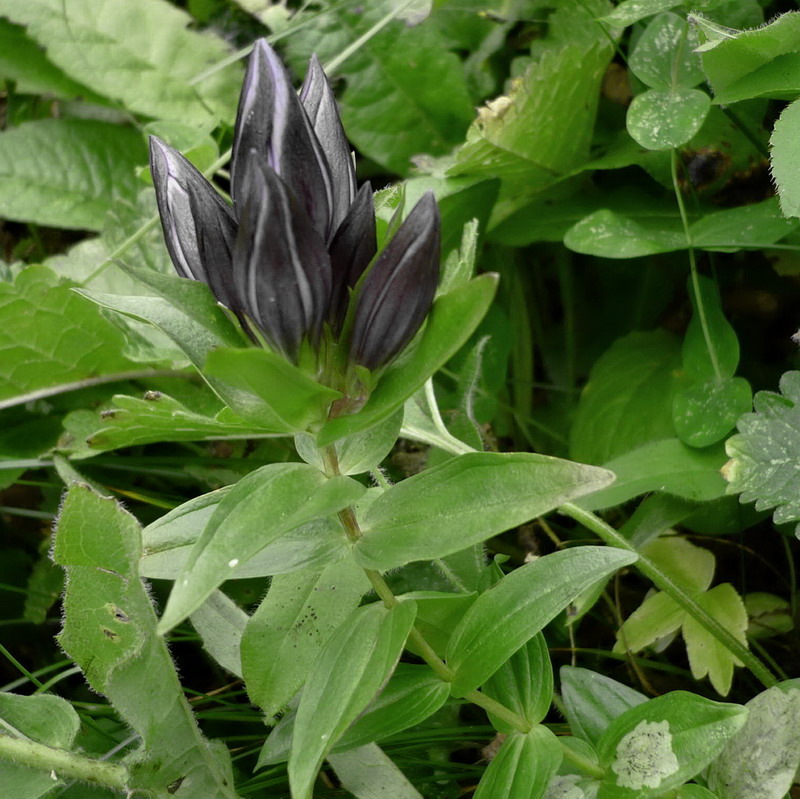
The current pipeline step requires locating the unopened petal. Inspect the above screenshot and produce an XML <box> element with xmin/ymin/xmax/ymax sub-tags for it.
<box><xmin>149</xmin><ymin>136</ymin><xmax>238</xmax><ymax>309</ymax></box>
<box><xmin>231</xmin><ymin>39</ymin><xmax>334</xmax><ymax>240</ymax></box>
<box><xmin>233</xmin><ymin>159</ymin><xmax>332</xmax><ymax>362</ymax></box>
<box><xmin>327</xmin><ymin>182</ymin><xmax>377</xmax><ymax>333</ymax></box>
<box><xmin>300</xmin><ymin>54</ymin><xmax>357</xmax><ymax>231</ymax></box>
<box><xmin>349</xmin><ymin>192</ymin><xmax>440</xmax><ymax>370</ymax></box>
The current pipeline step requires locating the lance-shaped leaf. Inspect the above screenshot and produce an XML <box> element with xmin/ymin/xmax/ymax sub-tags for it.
<box><xmin>233</xmin><ymin>159</ymin><xmax>332</xmax><ymax>362</ymax></box>
<box><xmin>149</xmin><ymin>136</ymin><xmax>238</xmax><ymax>311</ymax></box>
<box><xmin>231</xmin><ymin>39</ymin><xmax>333</xmax><ymax>240</ymax></box>
<box><xmin>300</xmin><ymin>52</ymin><xmax>357</xmax><ymax>231</ymax></box>
<box><xmin>327</xmin><ymin>182</ymin><xmax>377</xmax><ymax>331</ymax></box>
<box><xmin>350</xmin><ymin>191</ymin><xmax>440</xmax><ymax>370</ymax></box>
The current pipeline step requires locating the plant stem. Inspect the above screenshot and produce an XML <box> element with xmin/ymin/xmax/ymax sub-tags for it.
<box><xmin>559</xmin><ymin>502</ymin><xmax>778</xmax><ymax>688</ymax></box>
<box><xmin>0</xmin><ymin>734</ymin><xmax>128</xmax><ymax>791</ymax></box>
<box><xmin>558</xmin><ymin>739</ymin><xmax>606</xmax><ymax>780</ymax></box>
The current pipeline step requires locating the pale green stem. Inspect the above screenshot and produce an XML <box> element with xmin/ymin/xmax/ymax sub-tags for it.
<box><xmin>0</xmin><ymin>734</ymin><xmax>128</xmax><ymax>792</ymax></box>
<box><xmin>559</xmin><ymin>502</ymin><xmax>777</xmax><ymax>688</ymax></box>
<box><xmin>670</xmin><ymin>148</ymin><xmax>723</xmax><ymax>382</ymax></box>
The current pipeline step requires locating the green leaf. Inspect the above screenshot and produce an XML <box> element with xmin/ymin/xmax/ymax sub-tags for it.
<box><xmin>677</xmin><ymin>786</ymin><xmax>720</xmax><ymax>799</ymax></box>
<box><xmin>484</xmin><ymin>633</ymin><xmax>554</xmax><ymax>731</ymax></box>
<box><xmin>0</xmin><ymin>693</ymin><xmax>80</xmax><ymax>797</ymax></box>
<box><xmin>338</xmin><ymin>664</ymin><xmax>450</xmax><ymax>751</ymax></box>
<box><xmin>0</xmin><ymin>18</ymin><xmax>104</xmax><ymax>100</ymax></box>
<box><xmin>240</xmin><ymin>559</ymin><xmax>370</xmax><ymax>718</ymax></box>
<box><xmin>691</xmin><ymin>198</ymin><xmax>798</xmax><ymax>250</ymax></box>
<box><xmin>318</xmin><ymin>274</ymin><xmax>498</xmax><ymax>445</ymax></box>
<box><xmin>0</xmin><ymin>0</ymin><xmax>241</xmax><ymax>124</ymax></box>
<box><xmin>0</xmin><ymin>266</ymin><xmax>136</xmax><ymax>406</ymax></box>
<box><xmin>770</xmin><ymin>98</ymin><xmax>800</xmax><ymax>218</ymax></box>
<box><xmin>642</xmin><ymin>535</ymin><xmax>716</xmax><ymax>595</ymax></box>
<box><xmin>626</xmin><ymin>89</ymin><xmax>711</xmax><ymax>151</ymax></box>
<box><xmin>446</xmin><ymin>547</ymin><xmax>637</xmax><ymax>696</ymax></box>
<box><xmin>614</xmin><ymin>591</ymin><xmax>685</xmax><ymax>652</ymax></box>
<box><xmin>724</xmin><ymin>372</ymin><xmax>800</xmax><ymax>533</ymax></box>
<box><xmin>577</xmin><ymin>439</ymin><xmax>728</xmax><ymax>511</ymax></box>
<box><xmin>708</xmin><ymin>684</ymin><xmax>800</xmax><ymax>798</ymax></box>
<box><xmin>601</xmin><ymin>0</ymin><xmax>680</xmax><ymax>27</ymax></box>
<box><xmin>65</xmin><ymin>391</ymin><xmax>277</xmax><ymax>455</ymax></box>
<box><xmin>744</xmin><ymin>592</ymin><xmax>794</xmax><ymax>639</ymax></box>
<box><xmin>629</xmin><ymin>13</ymin><xmax>704</xmax><ymax>90</ymax></box>
<box><xmin>682</xmin><ymin>584</ymin><xmax>748</xmax><ymax>696</ymax></box>
<box><xmin>328</xmin><ymin>743</ymin><xmax>423</xmax><ymax>799</ymax></box>
<box><xmin>597</xmin><ymin>692</ymin><xmax>747</xmax><ymax>797</ymax></box>
<box><xmin>399</xmin><ymin>591</ymin><xmax>477</xmax><ymax>657</ymax></box>
<box><xmin>141</xmin><ymin>489</ymin><xmax>347</xmax><ymax>580</ymax></box>
<box><xmin>204</xmin><ymin>347</ymin><xmax>340</xmax><ymax>432</ymax></box>
<box><xmin>354</xmin><ymin>452</ymin><xmax>615</xmax><ymax>571</ymax></box>
<box><xmin>157</xmin><ymin>464</ymin><xmax>365</xmax><ymax>633</ymax></box>
<box><xmin>53</xmin><ymin>483</ymin><xmax>237</xmax><ymax>796</ymax></box>
<box><xmin>473</xmin><ymin>725</ymin><xmax>563</xmax><ymax>799</ymax></box>
<box><xmin>694</xmin><ymin>11</ymin><xmax>800</xmax><ymax>103</ymax></box>
<box><xmin>284</xmin><ymin>3</ymin><xmax>472</xmax><ymax>175</ymax></box>
<box><xmin>683</xmin><ymin>275</ymin><xmax>740</xmax><ymax>382</ymax></box>
<box><xmin>0</xmin><ymin>117</ymin><xmax>145</xmax><ymax>231</ymax></box>
<box><xmin>190</xmin><ymin>590</ymin><xmax>248</xmax><ymax>678</ymax></box>
<box><xmin>570</xmin><ymin>330</ymin><xmax>684</xmax><ymax>464</ymax></box>
<box><xmin>673</xmin><ymin>377</ymin><xmax>752</xmax><ymax>448</ymax></box>
<box><xmin>288</xmin><ymin>601</ymin><xmax>417</xmax><ymax>799</ymax></box>
<box><xmin>560</xmin><ymin>666</ymin><xmax>648</xmax><ymax>747</ymax></box>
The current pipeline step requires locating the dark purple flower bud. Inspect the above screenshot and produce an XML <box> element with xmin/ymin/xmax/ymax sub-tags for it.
<box><xmin>327</xmin><ymin>182</ymin><xmax>377</xmax><ymax>334</ymax></box>
<box><xmin>349</xmin><ymin>192</ymin><xmax>440</xmax><ymax>371</ymax></box>
<box><xmin>300</xmin><ymin>54</ymin><xmax>357</xmax><ymax>232</ymax></box>
<box><xmin>231</xmin><ymin>40</ymin><xmax>334</xmax><ymax>241</ymax></box>
<box><xmin>233</xmin><ymin>157</ymin><xmax>332</xmax><ymax>363</ymax></box>
<box><xmin>149</xmin><ymin>135</ymin><xmax>238</xmax><ymax>310</ymax></box>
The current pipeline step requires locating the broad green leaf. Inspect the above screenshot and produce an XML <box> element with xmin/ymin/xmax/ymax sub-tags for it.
<box><xmin>724</xmin><ymin>372</ymin><xmax>800</xmax><ymax>533</ymax></box>
<box><xmin>338</xmin><ymin>664</ymin><xmax>450</xmax><ymax>751</ymax></box>
<box><xmin>65</xmin><ymin>391</ymin><xmax>277</xmax><ymax>455</ymax></box>
<box><xmin>354</xmin><ymin>452</ymin><xmax>615</xmax><ymax>571</ymax></box>
<box><xmin>642</xmin><ymin>535</ymin><xmax>716</xmax><ymax>595</ymax></box>
<box><xmin>770</xmin><ymin>98</ymin><xmax>800</xmax><ymax>218</ymax></box>
<box><xmin>677</xmin><ymin>787</ymin><xmax>720</xmax><ymax>799</ymax></box>
<box><xmin>695</xmin><ymin>11</ymin><xmax>800</xmax><ymax>103</ymax></box>
<box><xmin>284</xmin><ymin>2</ymin><xmax>472</xmax><ymax>175</ymax></box>
<box><xmin>484</xmin><ymin>633</ymin><xmax>554</xmax><ymax>731</ymax></box>
<box><xmin>570</xmin><ymin>330</ymin><xmax>683</xmax><ymax>464</ymax></box>
<box><xmin>683</xmin><ymin>275</ymin><xmax>740</xmax><ymax>382</ymax></box>
<box><xmin>240</xmin><ymin>559</ymin><xmax>369</xmax><ymax>718</ymax></box>
<box><xmin>0</xmin><ymin>18</ymin><xmax>104</xmax><ymax>100</ymax></box>
<box><xmin>0</xmin><ymin>693</ymin><xmax>80</xmax><ymax>797</ymax></box>
<box><xmin>544</xmin><ymin>773</ymin><xmax>603</xmax><ymax>798</ymax></box>
<box><xmin>157</xmin><ymin>464</ymin><xmax>365</xmax><ymax>633</ymax></box>
<box><xmin>0</xmin><ymin>266</ymin><xmax>136</xmax><ymax>406</ymax></box>
<box><xmin>673</xmin><ymin>377</ymin><xmax>752</xmax><ymax>448</ymax></box>
<box><xmin>614</xmin><ymin>591</ymin><xmax>685</xmax><ymax>653</ymax></box>
<box><xmin>708</xmin><ymin>684</ymin><xmax>800</xmax><ymax>798</ymax></box>
<box><xmin>328</xmin><ymin>743</ymin><xmax>423</xmax><ymax>799</ymax></box>
<box><xmin>691</xmin><ymin>198</ymin><xmax>798</xmax><ymax>250</ymax></box>
<box><xmin>204</xmin><ymin>347</ymin><xmax>340</xmax><ymax>432</ymax></box>
<box><xmin>564</xmin><ymin>208</ymin><xmax>685</xmax><ymax>258</ymax></box>
<box><xmin>473</xmin><ymin>725</ymin><xmax>563</xmax><ymax>799</ymax></box>
<box><xmin>399</xmin><ymin>590</ymin><xmax>477</xmax><ymax>657</ymax></box>
<box><xmin>597</xmin><ymin>692</ymin><xmax>747</xmax><ymax>797</ymax></box>
<box><xmin>626</xmin><ymin>89</ymin><xmax>711</xmax><ymax>151</ymax></box>
<box><xmin>54</xmin><ymin>483</ymin><xmax>237</xmax><ymax>796</ymax></box>
<box><xmin>141</xmin><ymin>489</ymin><xmax>346</xmax><ymax>580</ymax></box>
<box><xmin>577</xmin><ymin>439</ymin><xmax>728</xmax><ymax>512</ymax></box>
<box><xmin>629</xmin><ymin>13</ymin><xmax>703</xmax><ymax>90</ymax></box>
<box><xmin>318</xmin><ymin>274</ymin><xmax>498</xmax><ymax>445</ymax></box>
<box><xmin>682</xmin><ymin>584</ymin><xmax>747</xmax><ymax>696</ymax></box>
<box><xmin>288</xmin><ymin>601</ymin><xmax>417</xmax><ymax>799</ymax></box>
<box><xmin>0</xmin><ymin>0</ymin><xmax>241</xmax><ymax>124</ymax></box>
<box><xmin>190</xmin><ymin>590</ymin><xmax>248</xmax><ymax>678</ymax></box>
<box><xmin>0</xmin><ymin>119</ymin><xmax>145</xmax><ymax>230</ymax></box>
<box><xmin>560</xmin><ymin>666</ymin><xmax>648</xmax><ymax>747</ymax></box>
<box><xmin>601</xmin><ymin>0</ymin><xmax>679</xmax><ymax>26</ymax></box>
<box><xmin>446</xmin><ymin>547</ymin><xmax>637</xmax><ymax>696</ymax></box>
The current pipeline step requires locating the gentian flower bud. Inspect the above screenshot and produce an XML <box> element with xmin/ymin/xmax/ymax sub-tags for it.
<box><xmin>149</xmin><ymin>37</ymin><xmax>441</xmax><ymax>395</ymax></box>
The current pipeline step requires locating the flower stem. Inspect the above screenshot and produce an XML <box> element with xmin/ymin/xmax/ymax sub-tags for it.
<box><xmin>0</xmin><ymin>734</ymin><xmax>128</xmax><ymax>791</ymax></box>
<box><xmin>559</xmin><ymin>502</ymin><xmax>778</xmax><ymax>688</ymax></box>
